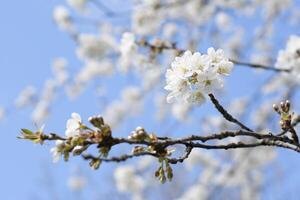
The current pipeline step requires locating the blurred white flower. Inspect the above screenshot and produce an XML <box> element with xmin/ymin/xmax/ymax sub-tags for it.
<box><xmin>67</xmin><ymin>174</ymin><xmax>87</xmax><ymax>191</ymax></box>
<box><xmin>171</xmin><ymin>102</ymin><xmax>191</xmax><ymax>122</ymax></box>
<box><xmin>132</xmin><ymin>5</ymin><xmax>162</xmax><ymax>36</ymax></box>
<box><xmin>275</xmin><ymin>35</ymin><xmax>300</xmax><ymax>80</ymax></box>
<box><xmin>50</xmin><ymin>140</ymin><xmax>65</xmax><ymax>163</ymax></box>
<box><xmin>53</xmin><ymin>6</ymin><xmax>73</xmax><ymax>31</ymax></box>
<box><xmin>114</xmin><ymin>165</ymin><xmax>145</xmax><ymax>193</ymax></box>
<box><xmin>76</xmin><ymin>34</ymin><xmax>110</xmax><ymax>61</ymax></box>
<box><xmin>67</xmin><ymin>0</ymin><xmax>87</xmax><ymax>12</ymax></box>
<box><xmin>76</xmin><ymin>60</ymin><xmax>113</xmax><ymax>83</ymax></box>
<box><xmin>104</xmin><ymin>86</ymin><xmax>143</xmax><ymax>128</ymax></box>
<box><xmin>119</xmin><ymin>32</ymin><xmax>138</xmax><ymax>72</ymax></box>
<box><xmin>31</xmin><ymin>100</ymin><xmax>49</xmax><ymax>125</ymax></box>
<box><xmin>52</xmin><ymin>57</ymin><xmax>69</xmax><ymax>85</ymax></box>
<box><xmin>215</xmin><ymin>12</ymin><xmax>231</xmax><ymax>30</ymax></box>
<box><xmin>0</xmin><ymin>106</ymin><xmax>5</xmax><ymax>120</ymax></box>
<box><xmin>66</xmin><ymin>112</ymin><xmax>82</xmax><ymax>137</ymax></box>
<box><xmin>162</xmin><ymin>23</ymin><xmax>177</xmax><ymax>39</ymax></box>
<box><xmin>15</xmin><ymin>86</ymin><xmax>36</xmax><ymax>108</ymax></box>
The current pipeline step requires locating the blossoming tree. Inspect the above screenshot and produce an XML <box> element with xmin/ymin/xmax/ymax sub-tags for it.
<box><xmin>13</xmin><ymin>0</ymin><xmax>300</xmax><ymax>199</ymax></box>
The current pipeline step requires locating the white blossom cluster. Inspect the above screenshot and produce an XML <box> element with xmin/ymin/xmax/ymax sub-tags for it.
<box><xmin>275</xmin><ymin>35</ymin><xmax>300</xmax><ymax>78</ymax></box>
<box><xmin>165</xmin><ymin>48</ymin><xmax>233</xmax><ymax>104</ymax></box>
<box><xmin>50</xmin><ymin>112</ymin><xmax>82</xmax><ymax>162</ymax></box>
<box><xmin>263</xmin><ymin>35</ymin><xmax>300</xmax><ymax>94</ymax></box>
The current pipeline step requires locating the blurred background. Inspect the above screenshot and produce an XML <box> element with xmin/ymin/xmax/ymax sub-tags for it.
<box><xmin>1</xmin><ymin>0</ymin><xmax>300</xmax><ymax>199</ymax></box>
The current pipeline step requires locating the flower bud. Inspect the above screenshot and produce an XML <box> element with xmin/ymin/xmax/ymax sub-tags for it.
<box><xmin>89</xmin><ymin>159</ymin><xmax>101</xmax><ymax>170</ymax></box>
<box><xmin>273</xmin><ymin>104</ymin><xmax>280</xmax><ymax>113</ymax></box>
<box><xmin>89</xmin><ymin>115</ymin><xmax>104</xmax><ymax>129</ymax></box>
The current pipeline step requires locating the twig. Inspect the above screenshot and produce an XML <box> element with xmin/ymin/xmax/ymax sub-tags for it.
<box><xmin>139</xmin><ymin>40</ymin><xmax>289</xmax><ymax>73</ymax></box>
<box><xmin>208</xmin><ymin>94</ymin><xmax>254</xmax><ymax>132</ymax></box>
<box><xmin>82</xmin><ymin>139</ymin><xmax>300</xmax><ymax>164</ymax></box>
<box><xmin>230</xmin><ymin>59</ymin><xmax>290</xmax><ymax>73</ymax></box>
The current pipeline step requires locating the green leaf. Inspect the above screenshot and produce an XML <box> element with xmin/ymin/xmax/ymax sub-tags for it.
<box><xmin>21</xmin><ymin>129</ymin><xmax>33</xmax><ymax>135</ymax></box>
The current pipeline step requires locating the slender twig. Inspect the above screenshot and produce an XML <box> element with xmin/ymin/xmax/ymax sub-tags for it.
<box><xmin>208</xmin><ymin>94</ymin><xmax>254</xmax><ymax>132</ymax></box>
<box><xmin>82</xmin><ymin>152</ymin><xmax>156</xmax><ymax>163</ymax></box>
<box><xmin>168</xmin><ymin>146</ymin><xmax>193</xmax><ymax>164</ymax></box>
<box><xmin>139</xmin><ymin>40</ymin><xmax>289</xmax><ymax>73</ymax></box>
<box><xmin>89</xmin><ymin>0</ymin><xmax>128</xmax><ymax>17</ymax></box>
<box><xmin>230</xmin><ymin>59</ymin><xmax>290</xmax><ymax>73</ymax></box>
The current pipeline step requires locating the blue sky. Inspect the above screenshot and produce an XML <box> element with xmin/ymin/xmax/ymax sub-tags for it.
<box><xmin>0</xmin><ymin>1</ymin><xmax>79</xmax><ymax>199</ymax></box>
<box><xmin>2</xmin><ymin>1</ymin><xmax>300</xmax><ymax>199</ymax></box>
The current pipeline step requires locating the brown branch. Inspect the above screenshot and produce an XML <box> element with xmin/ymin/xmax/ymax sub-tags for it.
<box><xmin>229</xmin><ymin>59</ymin><xmax>290</xmax><ymax>73</ymax></box>
<box><xmin>208</xmin><ymin>94</ymin><xmax>254</xmax><ymax>132</ymax></box>
<box><xmin>139</xmin><ymin>40</ymin><xmax>289</xmax><ymax>73</ymax></box>
<box><xmin>81</xmin><ymin>139</ymin><xmax>300</xmax><ymax>164</ymax></box>
<box><xmin>168</xmin><ymin>146</ymin><xmax>193</xmax><ymax>164</ymax></box>
<box><xmin>82</xmin><ymin>152</ymin><xmax>156</xmax><ymax>163</ymax></box>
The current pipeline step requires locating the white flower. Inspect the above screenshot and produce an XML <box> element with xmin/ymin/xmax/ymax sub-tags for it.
<box><xmin>165</xmin><ymin>48</ymin><xmax>233</xmax><ymax>104</ymax></box>
<box><xmin>76</xmin><ymin>60</ymin><xmax>113</xmax><ymax>83</ymax></box>
<box><xmin>15</xmin><ymin>86</ymin><xmax>37</xmax><ymax>108</ymax></box>
<box><xmin>275</xmin><ymin>35</ymin><xmax>300</xmax><ymax>77</ymax></box>
<box><xmin>171</xmin><ymin>102</ymin><xmax>191</xmax><ymax>122</ymax></box>
<box><xmin>53</xmin><ymin>6</ymin><xmax>73</xmax><ymax>31</ymax></box>
<box><xmin>132</xmin><ymin>5</ymin><xmax>162</xmax><ymax>36</ymax></box>
<box><xmin>31</xmin><ymin>100</ymin><xmax>49</xmax><ymax>125</ymax></box>
<box><xmin>65</xmin><ymin>112</ymin><xmax>82</xmax><ymax>137</ymax></box>
<box><xmin>67</xmin><ymin>0</ymin><xmax>87</xmax><ymax>12</ymax></box>
<box><xmin>207</xmin><ymin>47</ymin><xmax>233</xmax><ymax>75</ymax></box>
<box><xmin>52</xmin><ymin>58</ymin><xmax>69</xmax><ymax>85</ymax></box>
<box><xmin>114</xmin><ymin>165</ymin><xmax>145</xmax><ymax>193</ymax></box>
<box><xmin>76</xmin><ymin>34</ymin><xmax>110</xmax><ymax>61</ymax></box>
<box><xmin>0</xmin><ymin>106</ymin><xmax>5</xmax><ymax>120</ymax></box>
<box><xmin>67</xmin><ymin>175</ymin><xmax>87</xmax><ymax>191</ymax></box>
<box><xmin>215</xmin><ymin>12</ymin><xmax>231</xmax><ymax>30</ymax></box>
<box><xmin>119</xmin><ymin>32</ymin><xmax>138</xmax><ymax>72</ymax></box>
<box><xmin>50</xmin><ymin>140</ymin><xmax>65</xmax><ymax>163</ymax></box>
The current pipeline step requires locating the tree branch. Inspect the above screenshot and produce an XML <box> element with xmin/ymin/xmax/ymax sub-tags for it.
<box><xmin>208</xmin><ymin>94</ymin><xmax>254</xmax><ymax>132</ymax></box>
<box><xmin>139</xmin><ymin>39</ymin><xmax>289</xmax><ymax>73</ymax></box>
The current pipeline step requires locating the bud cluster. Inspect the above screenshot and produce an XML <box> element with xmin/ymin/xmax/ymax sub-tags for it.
<box><xmin>88</xmin><ymin>115</ymin><xmax>112</xmax><ymax>143</ymax></box>
<box><xmin>273</xmin><ymin>100</ymin><xmax>292</xmax><ymax>130</ymax></box>
<box><xmin>128</xmin><ymin>126</ymin><xmax>157</xmax><ymax>142</ymax></box>
<box><xmin>128</xmin><ymin>127</ymin><xmax>175</xmax><ymax>159</ymax></box>
<box><xmin>273</xmin><ymin>100</ymin><xmax>299</xmax><ymax>143</ymax></box>
<box><xmin>19</xmin><ymin>114</ymin><xmax>113</xmax><ymax>168</ymax></box>
<box><xmin>155</xmin><ymin>158</ymin><xmax>173</xmax><ymax>184</ymax></box>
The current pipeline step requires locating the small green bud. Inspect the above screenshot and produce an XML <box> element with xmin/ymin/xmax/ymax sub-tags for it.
<box><xmin>72</xmin><ymin>145</ymin><xmax>88</xmax><ymax>156</ymax></box>
<box><xmin>89</xmin><ymin>159</ymin><xmax>101</xmax><ymax>170</ymax></box>
<box><xmin>101</xmin><ymin>124</ymin><xmax>112</xmax><ymax>137</ymax></box>
<box><xmin>100</xmin><ymin>146</ymin><xmax>110</xmax><ymax>158</ymax></box>
<box><xmin>63</xmin><ymin>151</ymin><xmax>70</xmax><ymax>162</ymax></box>
<box><xmin>89</xmin><ymin>115</ymin><xmax>104</xmax><ymax>129</ymax></box>
<box><xmin>166</xmin><ymin>162</ymin><xmax>173</xmax><ymax>181</ymax></box>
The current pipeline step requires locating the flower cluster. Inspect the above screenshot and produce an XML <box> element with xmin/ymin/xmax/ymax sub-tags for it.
<box><xmin>165</xmin><ymin>48</ymin><xmax>233</xmax><ymax>104</ymax></box>
<box><xmin>48</xmin><ymin>113</ymin><xmax>113</xmax><ymax>163</ymax></box>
